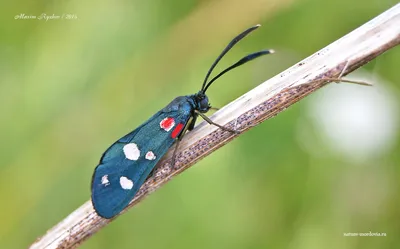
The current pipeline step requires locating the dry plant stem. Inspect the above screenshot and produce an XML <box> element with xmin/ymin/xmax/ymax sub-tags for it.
<box><xmin>30</xmin><ymin>4</ymin><xmax>400</xmax><ymax>249</ymax></box>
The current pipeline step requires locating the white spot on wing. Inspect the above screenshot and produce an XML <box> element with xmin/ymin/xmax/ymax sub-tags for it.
<box><xmin>145</xmin><ymin>151</ymin><xmax>156</xmax><ymax>160</ymax></box>
<box><xmin>101</xmin><ymin>175</ymin><xmax>110</xmax><ymax>186</ymax></box>
<box><xmin>120</xmin><ymin>176</ymin><xmax>134</xmax><ymax>190</ymax></box>
<box><xmin>123</xmin><ymin>143</ymin><xmax>140</xmax><ymax>160</ymax></box>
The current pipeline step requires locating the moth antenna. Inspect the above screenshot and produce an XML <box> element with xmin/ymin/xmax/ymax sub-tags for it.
<box><xmin>201</xmin><ymin>24</ymin><xmax>261</xmax><ymax>92</ymax></box>
<box><xmin>203</xmin><ymin>49</ymin><xmax>274</xmax><ymax>93</ymax></box>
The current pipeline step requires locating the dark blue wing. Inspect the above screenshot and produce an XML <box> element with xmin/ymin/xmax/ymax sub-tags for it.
<box><xmin>91</xmin><ymin>97</ymin><xmax>193</xmax><ymax>218</ymax></box>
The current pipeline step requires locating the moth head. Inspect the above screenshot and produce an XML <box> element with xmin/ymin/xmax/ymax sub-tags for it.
<box><xmin>194</xmin><ymin>92</ymin><xmax>210</xmax><ymax>113</ymax></box>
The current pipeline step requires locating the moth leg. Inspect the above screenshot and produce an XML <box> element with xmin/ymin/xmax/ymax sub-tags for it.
<box><xmin>170</xmin><ymin>116</ymin><xmax>195</xmax><ymax>170</ymax></box>
<box><xmin>209</xmin><ymin>107</ymin><xmax>220</xmax><ymax>111</ymax></box>
<box><xmin>146</xmin><ymin>140</ymin><xmax>184</xmax><ymax>179</ymax></box>
<box><xmin>195</xmin><ymin>110</ymin><xmax>239</xmax><ymax>134</ymax></box>
<box><xmin>170</xmin><ymin>140</ymin><xmax>181</xmax><ymax>171</ymax></box>
<box><xmin>146</xmin><ymin>117</ymin><xmax>195</xmax><ymax>181</ymax></box>
<box><xmin>147</xmin><ymin>135</ymin><xmax>186</xmax><ymax>180</ymax></box>
<box><xmin>147</xmin><ymin>167</ymin><xmax>157</xmax><ymax>180</ymax></box>
<box><xmin>188</xmin><ymin>114</ymin><xmax>198</xmax><ymax>131</ymax></box>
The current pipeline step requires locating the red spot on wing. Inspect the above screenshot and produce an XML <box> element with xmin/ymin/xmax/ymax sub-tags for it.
<box><xmin>171</xmin><ymin>123</ymin><xmax>185</xmax><ymax>139</ymax></box>
<box><xmin>160</xmin><ymin>117</ymin><xmax>175</xmax><ymax>131</ymax></box>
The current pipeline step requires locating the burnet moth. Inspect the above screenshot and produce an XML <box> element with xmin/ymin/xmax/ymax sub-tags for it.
<box><xmin>91</xmin><ymin>25</ymin><xmax>274</xmax><ymax>219</ymax></box>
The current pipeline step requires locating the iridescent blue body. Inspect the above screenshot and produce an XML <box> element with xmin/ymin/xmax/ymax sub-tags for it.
<box><xmin>91</xmin><ymin>25</ymin><xmax>273</xmax><ymax>219</ymax></box>
<box><xmin>91</xmin><ymin>95</ymin><xmax>204</xmax><ymax>218</ymax></box>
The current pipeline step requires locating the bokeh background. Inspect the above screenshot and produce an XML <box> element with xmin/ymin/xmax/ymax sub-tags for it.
<box><xmin>1</xmin><ymin>0</ymin><xmax>399</xmax><ymax>248</ymax></box>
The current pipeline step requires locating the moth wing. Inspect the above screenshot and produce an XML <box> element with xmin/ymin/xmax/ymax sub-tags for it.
<box><xmin>91</xmin><ymin>153</ymin><xmax>154</xmax><ymax>219</ymax></box>
<box><xmin>99</xmin><ymin>111</ymin><xmax>162</xmax><ymax>163</ymax></box>
<box><xmin>91</xmin><ymin>111</ymin><xmax>189</xmax><ymax>218</ymax></box>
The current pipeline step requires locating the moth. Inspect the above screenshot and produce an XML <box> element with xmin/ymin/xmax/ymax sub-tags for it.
<box><xmin>91</xmin><ymin>25</ymin><xmax>273</xmax><ymax>218</ymax></box>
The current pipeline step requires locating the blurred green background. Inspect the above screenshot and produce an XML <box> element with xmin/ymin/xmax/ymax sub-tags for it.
<box><xmin>1</xmin><ymin>0</ymin><xmax>399</xmax><ymax>248</ymax></box>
